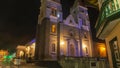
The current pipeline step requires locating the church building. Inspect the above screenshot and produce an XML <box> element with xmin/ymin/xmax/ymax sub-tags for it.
<box><xmin>35</xmin><ymin>0</ymin><xmax>93</xmax><ymax>60</ymax></box>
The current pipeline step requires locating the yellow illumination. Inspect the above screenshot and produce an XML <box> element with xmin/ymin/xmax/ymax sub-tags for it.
<box><xmin>60</xmin><ymin>41</ymin><xmax>65</xmax><ymax>45</ymax></box>
<box><xmin>51</xmin><ymin>24</ymin><xmax>56</xmax><ymax>33</ymax></box>
<box><xmin>101</xmin><ymin>47</ymin><xmax>105</xmax><ymax>51</ymax></box>
<box><xmin>26</xmin><ymin>46</ymin><xmax>30</xmax><ymax>54</ymax></box>
<box><xmin>19</xmin><ymin>51</ymin><xmax>24</xmax><ymax>57</ymax></box>
<box><xmin>0</xmin><ymin>50</ymin><xmax>8</xmax><ymax>61</ymax></box>
<box><xmin>31</xmin><ymin>43</ymin><xmax>35</xmax><ymax>48</ymax></box>
<box><xmin>99</xmin><ymin>47</ymin><xmax>106</xmax><ymax>57</ymax></box>
<box><xmin>83</xmin><ymin>44</ymin><xmax>87</xmax><ymax>48</ymax></box>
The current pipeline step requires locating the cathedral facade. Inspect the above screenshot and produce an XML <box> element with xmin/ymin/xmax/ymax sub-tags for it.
<box><xmin>35</xmin><ymin>0</ymin><xmax>93</xmax><ymax>60</ymax></box>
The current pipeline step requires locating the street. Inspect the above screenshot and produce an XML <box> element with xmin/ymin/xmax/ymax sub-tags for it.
<box><xmin>0</xmin><ymin>62</ymin><xmax>46</xmax><ymax>68</ymax></box>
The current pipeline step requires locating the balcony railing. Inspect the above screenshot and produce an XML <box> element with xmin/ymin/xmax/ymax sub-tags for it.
<box><xmin>59</xmin><ymin>56</ymin><xmax>109</xmax><ymax>68</ymax></box>
<box><xmin>95</xmin><ymin>0</ymin><xmax>120</xmax><ymax>36</ymax></box>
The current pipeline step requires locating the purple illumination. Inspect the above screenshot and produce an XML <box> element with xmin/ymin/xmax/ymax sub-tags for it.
<box><xmin>26</xmin><ymin>39</ymin><xmax>36</xmax><ymax>45</ymax></box>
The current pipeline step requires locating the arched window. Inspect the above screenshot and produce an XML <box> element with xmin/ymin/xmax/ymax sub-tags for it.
<box><xmin>51</xmin><ymin>43</ymin><xmax>55</xmax><ymax>52</ymax></box>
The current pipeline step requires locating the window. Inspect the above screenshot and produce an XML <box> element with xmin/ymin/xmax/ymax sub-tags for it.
<box><xmin>51</xmin><ymin>24</ymin><xmax>56</xmax><ymax>33</ymax></box>
<box><xmin>79</xmin><ymin>8</ymin><xmax>84</xmax><ymax>13</ymax></box>
<box><xmin>51</xmin><ymin>43</ymin><xmax>55</xmax><ymax>52</ymax></box>
<box><xmin>84</xmin><ymin>32</ymin><xmax>87</xmax><ymax>39</ymax></box>
<box><xmin>69</xmin><ymin>20</ymin><xmax>72</xmax><ymax>24</ymax></box>
<box><xmin>69</xmin><ymin>30</ymin><xmax>75</xmax><ymax>37</ymax></box>
<box><xmin>51</xmin><ymin>8</ymin><xmax>57</xmax><ymax>17</ymax></box>
<box><xmin>82</xmin><ymin>19</ymin><xmax>86</xmax><ymax>25</ymax></box>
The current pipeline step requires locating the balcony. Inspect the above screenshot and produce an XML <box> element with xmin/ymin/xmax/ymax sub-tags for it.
<box><xmin>95</xmin><ymin>0</ymin><xmax>120</xmax><ymax>39</ymax></box>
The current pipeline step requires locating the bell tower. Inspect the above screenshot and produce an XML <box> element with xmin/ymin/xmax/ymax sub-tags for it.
<box><xmin>69</xmin><ymin>0</ymin><xmax>93</xmax><ymax>57</ymax></box>
<box><xmin>36</xmin><ymin>0</ymin><xmax>63</xmax><ymax>60</ymax></box>
<box><xmin>38</xmin><ymin>0</ymin><xmax>63</xmax><ymax>24</ymax></box>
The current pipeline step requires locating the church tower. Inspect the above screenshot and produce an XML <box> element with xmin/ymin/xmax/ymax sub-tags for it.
<box><xmin>38</xmin><ymin>0</ymin><xmax>62</xmax><ymax>24</ymax></box>
<box><xmin>69</xmin><ymin>0</ymin><xmax>93</xmax><ymax>57</ymax></box>
<box><xmin>35</xmin><ymin>0</ymin><xmax>93</xmax><ymax>61</ymax></box>
<box><xmin>36</xmin><ymin>0</ymin><xmax>63</xmax><ymax>60</ymax></box>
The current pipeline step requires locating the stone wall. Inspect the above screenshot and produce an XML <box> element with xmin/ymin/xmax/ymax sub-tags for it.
<box><xmin>59</xmin><ymin>57</ymin><xmax>109</xmax><ymax>68</ymax></box>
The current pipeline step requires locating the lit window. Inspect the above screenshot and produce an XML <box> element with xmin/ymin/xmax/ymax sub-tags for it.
<box><xmin>51</xmin><ymin>24</ymin><xmax>56</xmax><ymax>33</ymax></box>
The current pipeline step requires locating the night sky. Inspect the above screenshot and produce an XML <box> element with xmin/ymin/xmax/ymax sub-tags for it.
<box><xmin>0</xmin><ymin>0</ymin><xmax>40</xmax><ymax>50</ymax></box>
<box><xmin>0</xmin><ymin>0</ymin><xmax>98</xmax><ymax>51</ymax></box>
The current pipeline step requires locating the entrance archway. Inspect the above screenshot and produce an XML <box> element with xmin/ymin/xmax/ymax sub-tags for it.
<box><xmin>67</xmin><ymin>39</ymin><xmax>78</xmax><ymax>57</ymax></box>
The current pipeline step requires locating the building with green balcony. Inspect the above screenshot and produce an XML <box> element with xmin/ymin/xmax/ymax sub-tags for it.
<box><xmin>95</xmin><ymin>0</ymin><xmax>120</xmax><ymax>68</ymax></box>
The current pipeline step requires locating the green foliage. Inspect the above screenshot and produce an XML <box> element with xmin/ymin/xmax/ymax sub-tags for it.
<box><xmin>2</xmin><ymin>55</ymin><xmax>14</xmax><ymax>66</ymax></box>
